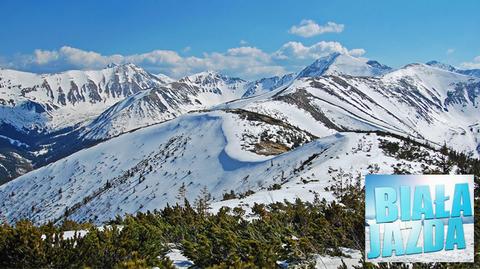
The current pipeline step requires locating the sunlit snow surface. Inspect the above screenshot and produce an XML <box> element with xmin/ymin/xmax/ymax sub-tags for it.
<box><xmin>222</xmin><ymin>63</ymin><xmax>480</xmax><ymax>157</ymax></box>
<box><xmin>0</xmin><ymin>107</ymin><xmax>439</xmax><ymax>225</ymax></box>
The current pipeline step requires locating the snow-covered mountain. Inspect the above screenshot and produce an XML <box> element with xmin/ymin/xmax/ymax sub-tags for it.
<box><xmin>80</xmin><ymin>71</ymin><xmax>251</xmax><ymax>140</ymax></box>
<box><xmin>296</xmin><ymin>52</ymin><xmax>392</xmax><ymax>78</ymax></box>
<box><xmin>242</xmin><ymin>73</ymin><xmax>296</xmax><ymax>98</ymax></box>
<box><xmin>0</xmin><ymin>53</ymin><xmax>393</xmax><ymax>141</ymax></box>
<box><xmin>154</xmin><ymin>73</ymin><xmax>176</xmax><ymax>84</ymax></box>
<box><xmin>426</xmin><ymin>60</ymin><xmax>480</xmax><ymax>78</ymax></box>
<box><xmin>0</xmin><ymin>107</ymin><xmax>447</xmax><ymax>225</ymax></box>
<box><xmin>80</xmin><ymin>54</ymin><xmax>396</xmax><ymax>141</ymax></box>
<box><xmin>0</xmin><ymin>63</ymin><xmax>171</xmax><ymax>132</ymax></box>
<box><xmin>223</xmin><ymin>63</ymin><xmax>480</xmax><ymax>156</ymax></box>
<box><xmin>0</xmin><ymin>64</ymin><xmax>174</xmax><ymax>181</ymax></box>
<box><xmin>0</xmin><ymin>109</ymin><xmax>319</xmax><ymax>224</ymax></box>
<box><xmin>2</xmin><ymin>54</ymin><xmax>480</xmax><ymax>226</ymax></box>
<box><xmin>0</xmin><ymin>69</ymin><xmax>254</xmax><ymax>181</ymax></box>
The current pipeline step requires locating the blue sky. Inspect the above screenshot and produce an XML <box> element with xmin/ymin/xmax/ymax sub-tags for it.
<box><xmin>0</xmin><ymin>0</ymin><xmax>479</xmax><ymax>79</ymax></box>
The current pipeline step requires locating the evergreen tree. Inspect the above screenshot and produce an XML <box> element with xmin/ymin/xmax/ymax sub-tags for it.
<box><xmin>194</xmin><ymin>186</ymin><xmax>212</xmax><ymax>216</ymax></box>
<box><xmin>176</xmin><ymin>182</ymin><xmax>187</xmax><ymax>206</ymax></box>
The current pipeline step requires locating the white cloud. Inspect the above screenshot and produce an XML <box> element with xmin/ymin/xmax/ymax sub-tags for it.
<box><xmin>1</xmin><ymin>41</ymin><xmax>366</xmax><ymax>80</ymax></box>
<box><xmin>60</xmin><ymin>46</ymin><xmax>124</xmax><ymax>68</ymax></box>
<box><xmin>446</xmin><ymin>48</ymin><xmax>455</xmax><ymax>55</ymax></box>
<box><xmin>125</xmin><ymin>50</ymin><xmax>183</xmax><ymax>65</ymax></box>
<box><xmin>289</xmin><ymin>20</ymin><xmax>344</xmax><ymax>38</ymax></box>
<box><xmin>34</xmin><ymin>49</ymin><xmax>59</xmax><ymax>65</ymax></box>
<box><xmin>226</xmin><ymin>46</ymin><xmax>270</xmax><ymax>61</ymax></box>
<box><xmin>349</xmin><ymin>48</ymin><xmax>367</xmax><ymax>57</ymax></box>
<box><xmin>20</xmin><ymin>46</ymin><xmax>284</xmax><ymax>79</ymax></box>
<box><xmin>461</xmin><ymin>56</ymin><xmax>480</xmax><ymax>69</ymax></box>
<box><xmin>274</xmin><ymin>41</ymin><xmax>364</xmax><ymax>60</ymax></box>
<box><xmin>240</xmin><ymin>40</ymin><xmax>248</xmax><ymax>45</ymax></box>
<box><xmin>31</xmin><ymin>46</ymin><xmax>124</xmax><ymax>69</ymax></box>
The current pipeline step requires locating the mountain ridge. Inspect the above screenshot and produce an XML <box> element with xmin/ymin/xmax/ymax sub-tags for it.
<box><xmin>2</xmin><ymin>54</ymin><xmax>480</xmax><ymax>208</ymax></box>
<box><xmin>426</xmin><ymin>60</ymin><xmax>480</xmax><ymax>78</ymax></box>
<box><xmin>2</xmin><ymin>53</ymin><xmax>480</xmax><ymax>226</ymax></box>
<box><xmin>297</xmin><ymin>52</ymin><xmax>392</xmax><ymax>78</ymax></box>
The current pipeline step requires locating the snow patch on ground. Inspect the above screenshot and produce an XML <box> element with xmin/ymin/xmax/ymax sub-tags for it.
<box><xmin>165</xmin><ymin>249</ymin><xmax>194</xmax><ymax>269</ymax></box>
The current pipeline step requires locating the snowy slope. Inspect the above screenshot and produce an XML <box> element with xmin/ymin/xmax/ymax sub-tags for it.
<box><xmin>0</xmin><ymin>64</ymin><xmax>174</xmax><ymax>182</ymax></box>
<box><xmin>2</xmin><ymin>67</ymin><xmax>296</xmax><ymax>181</ymax></box>
<box><xmin>80</xmin><ymin>71</ymin><xmax>251</xmax><ymax>140</ymax></box>
<box><xmin>0</xmin><ymin>110</ymin><xmax>319</xmax><ymax>224</ymax></box>
<box><xmin>0</xmin><ymin>110</ymin><xmax>442</xmax><ymax>225</ymax></box>
<box><xmin>2</xmin><ymin>55</ymin><xmax>480</xmax><ymax>227</ymax></box>
<box><xmin>0</xmin><ymin>63</ymin><xmax>170</xmax><ymax>132</ymax></box>
<box><xmin>154</xmin><ymin>73</ymin><xmax>176</xmax><ymax>84</ymax></box>
<box><xmin>2</xmin><ymin>58</ymin><xmax>473</xmax><ymax>225</ymax></box>
<box><xmin>296</xmin><ymin>52</ymin><xmax>392</xmax><ymax>78</ymax></box>
<box><xmin>2</xmin><ymin>56</ymin><xmax>480</xmax><ymax>185</ymax></box>
<box><xmin>221</xmin><ymin>63</ymin><xmax>480</xmax><ymax>156</ymax></box>
<box><xmin>242</xmin><ymin>73</ymin><xmax>296</xmax><ymax>98</ymax></box>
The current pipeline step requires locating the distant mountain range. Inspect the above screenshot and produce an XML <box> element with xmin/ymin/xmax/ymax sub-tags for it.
<box><xmin>1</xmin><ymin>53</ymin><xmax>479</xmax><ymax>224</ymax></box>
<box><xmin>426</xmin><ymin>60</ymin><xmax>480</xmax><ymax>78</ymax></box>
